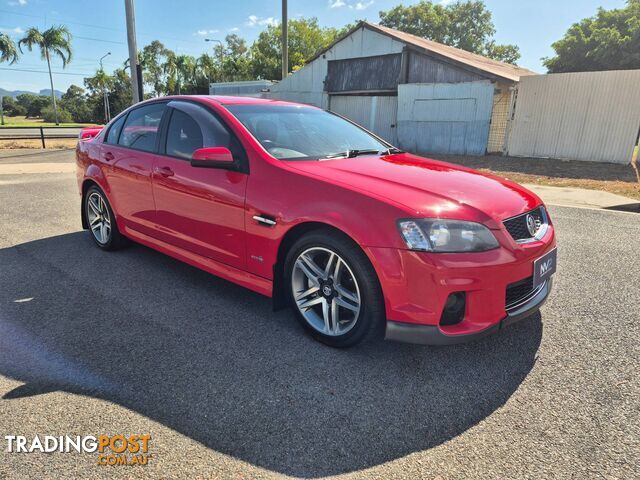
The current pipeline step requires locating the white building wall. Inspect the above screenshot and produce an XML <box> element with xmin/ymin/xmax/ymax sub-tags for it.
<box><xmin>269</xmin><ymin>27</ymin><xmax>405</xmax><ymax>108</ymax></box>
<box><xmin>506</xmin><ymin>70</ymin><xmax>640</xmax><ymax>164</ymax></box>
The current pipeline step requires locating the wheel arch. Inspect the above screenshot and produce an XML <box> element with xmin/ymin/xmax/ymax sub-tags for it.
<box><xmin>271</xmin><ymin>221</ymin><xmax>381</xmax><ymax>311</ymax></box>
<box><xmin>80</xmin><ymin>179</ymin><xmax>101</xmax><ymax>229</ymax></box>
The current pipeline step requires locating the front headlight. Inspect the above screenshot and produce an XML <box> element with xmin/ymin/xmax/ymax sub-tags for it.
<box><xmin>398</xmin><ymin>219</ymin><xmax>499</xmax><ymax>252</ymax></box>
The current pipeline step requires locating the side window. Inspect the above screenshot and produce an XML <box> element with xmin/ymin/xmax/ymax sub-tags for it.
<box><xmin>105</xmin><ymin>115</ymin><xmax>126</xmax><ymax>144</ymax></box>
<box><xmin>165</xmin><ymin>110</ymin><xmax>204</xmax><ymax>159</ymax></box>
<box><xmin>118</xmin><ymin>103</ymin><xmax>166</xmax><ymax>152</ymax></box>
<box><xmin>164</xmin><ymin>101</ymin><xmax>246</xmax><ymax>165</ymax></box>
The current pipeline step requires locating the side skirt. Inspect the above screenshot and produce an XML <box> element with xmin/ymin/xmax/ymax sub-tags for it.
<box><xmin>122</xmin><ymin>226</ymin><xmax>273</xmax><ymax>298</ymax></box>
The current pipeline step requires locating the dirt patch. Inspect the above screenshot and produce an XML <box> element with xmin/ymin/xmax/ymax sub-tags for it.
<box><xmin>0</xmin><ymin>139</ymin><xmax>78</xmax><ymax>149</ymax></box>
<box><xmin>431</xmin><ymin>154</ymin><xmax>640</xmax><ymax>201</ymax></box>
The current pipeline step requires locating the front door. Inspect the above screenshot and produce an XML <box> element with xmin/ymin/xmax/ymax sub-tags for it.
<box><xmin>151</xmin><ymin>101</ymin><xmax>248</xmax><ymax>270</ymax></box>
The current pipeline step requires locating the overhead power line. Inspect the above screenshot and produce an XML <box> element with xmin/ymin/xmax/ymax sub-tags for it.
<box><xmin>0</xmin><ymin>67</ymin><xmax>94</xmax><ymax>76</ymax></box>
<box><xmin>74</xmin><ymin>35</ymin><xmax>125</xmax><ymax>45</ymax></box>
<box><xmin>0</xmin><ymin>7</ymin><xmax>219</xmax><ymax>47</ymax></box>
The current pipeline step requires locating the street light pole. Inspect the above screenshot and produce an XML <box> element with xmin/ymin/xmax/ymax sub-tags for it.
<box><xmin>282</xmin><ymin>0</ymin><xmax>288</xmax><ymax>79</ymax></box>
<box><xmin>99</xmin><ymin>52</ymin><xmax>111</xmax><ymax>123</ymax></box>
<box><xmin>205</xmin><ymin>38</ymin><xmax>224</xmax><ymax>85</ymax></box>
<box><xmin>124</xmin><ymin>0</ymin><xmax>142</xmax><ymax>103</ymax></box>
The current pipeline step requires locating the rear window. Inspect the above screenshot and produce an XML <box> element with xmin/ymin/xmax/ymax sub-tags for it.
<box><xmin>105</xmin><ymin>115</ymin><xmax>126</xmax><ymax>144</ymax></box>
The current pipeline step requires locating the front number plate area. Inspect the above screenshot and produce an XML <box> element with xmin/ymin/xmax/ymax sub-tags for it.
<box><xmin>533</xmin><ymin>247</ymin><xmax>557</xmax><ymax>289</ymax></box>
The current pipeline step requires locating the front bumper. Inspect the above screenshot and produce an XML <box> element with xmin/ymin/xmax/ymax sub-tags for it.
<box><xmin>385</xmin><ymin>278</ymin><xmax>552</xmax><ymax>345</ymax></box>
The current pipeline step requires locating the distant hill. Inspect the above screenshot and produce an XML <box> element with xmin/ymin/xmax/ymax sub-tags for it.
<box><xmin>0</xmin><ymin>88</ymin><xmax>63</xmax><ymax>99</ymax></box>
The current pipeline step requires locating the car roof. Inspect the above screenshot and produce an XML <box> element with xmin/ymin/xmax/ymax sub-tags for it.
<box><xmin>158</xmin><ymin>95</ymin><xmax>314</xmax><ymax>108</ymax></box>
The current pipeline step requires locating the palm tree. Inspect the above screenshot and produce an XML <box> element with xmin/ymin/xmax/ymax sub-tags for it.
<box><xmin>0</xmin><ymin>33</ymin><xmax>19</xmax><ymax>64</ymax></box>
<box><xmin>18</xmin><ymin>25</ymin><xmax>72</xmax><ymax>125</ymax></box>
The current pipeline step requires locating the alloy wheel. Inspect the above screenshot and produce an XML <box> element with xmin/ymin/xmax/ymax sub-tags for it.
<box><xmin>86</xmin><ymin>192</ymin><xmax>112</xmax><ymax>244</ymax></box>
<box><xmin>291</xmin><ymin>247</ymin><xmax>361</xmax><ymax>336</ymax></box>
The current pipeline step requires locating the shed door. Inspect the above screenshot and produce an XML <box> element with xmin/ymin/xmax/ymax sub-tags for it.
<box><xmin>397</xmin><ymin>81</ymin><xmax>494</xmax><ymax>155</ymax></box>
<box><xmin>329</xmin><ymin>95</ymin><xmax>398</xmax><ymax>145</ymax></box>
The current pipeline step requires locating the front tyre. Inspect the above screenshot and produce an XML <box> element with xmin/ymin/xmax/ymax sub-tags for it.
<box><xmin>84</xmin><ymin>185</ymin><xmax>125</xmax><ymax>251</ymax></box>
<box><xmin>284</xmin><ymin>230</ymin><xmax>385</xmax><ymax>347</ymax></box>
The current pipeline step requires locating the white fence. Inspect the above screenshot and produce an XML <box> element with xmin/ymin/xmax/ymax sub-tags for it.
<box><xmin>506</xmin><ymin>70</ymin><xmax>640</xmax><ymax>164</ymax></box>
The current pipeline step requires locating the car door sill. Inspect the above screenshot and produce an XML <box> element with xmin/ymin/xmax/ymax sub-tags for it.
<box><xmin>121</xmin><ymin>225</ymin><xmax>273</xmax><ymax>298</ymax></box>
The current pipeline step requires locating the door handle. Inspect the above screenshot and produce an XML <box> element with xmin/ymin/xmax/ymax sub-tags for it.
<box><xmin>154</xmin><ymin>166</ymin><xmax>174</xmax><ymax>177</ymax></box>
<box><xmin>253</xmin><ymin>214</ymin><xmax>277</xmax><ymax>226</ymax></box>
<box><xmin>104</xmin><ymin>151</ymin><xmax>114</xmax><ymax>161</ymax></box>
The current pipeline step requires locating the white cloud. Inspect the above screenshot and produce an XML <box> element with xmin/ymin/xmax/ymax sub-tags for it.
<box><xmin>0</xmin><ymin>26</ymin><xmax>24</xmax><ymax>34</ymax></box>
<box><xmin>439</xmin><ymin>0</ymin><xmax>453</xmax><ymax>5</ymax></box>
<box><xmin>354</xmin><ymin>0</ymin><xmax>374</xmax><ymax>10</ymax></box>
<box><xmin>7</xmin><ymin>0</ymin><xmax>27</xmax><ymax>6</ymax></box>
<box><xmin>329</xmin><ymin>0</ymin><xmax>374</xmax><ymax>10</ymax></box>
<box><xmin>194</xmin><ymin>29</ymin><xmax>219</xmax><ymax>36</ymax></box>
<box><xmin>246</xmin><ymin>15</ymin><xmax>277</xmax><ymax>27</ymax></box>
<box><xmin>229</xmin><ymin>27</ymin><xmax>240</xmax><ymax>32</ymax></box>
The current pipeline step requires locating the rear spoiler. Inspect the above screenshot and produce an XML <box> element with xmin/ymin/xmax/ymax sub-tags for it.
<box><xmin>79</xmin><ymin>126</ymin><xmax>104</xmax><ymax>140</ymax></box>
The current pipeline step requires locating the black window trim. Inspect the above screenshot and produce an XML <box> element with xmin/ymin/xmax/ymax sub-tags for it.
<box><xmin>157</xmin><ymin>99</ymin><xmax>249</xmax><ymax>174</ymax></box>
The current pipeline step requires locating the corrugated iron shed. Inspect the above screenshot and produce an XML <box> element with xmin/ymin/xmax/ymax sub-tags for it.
<box><xmin>309</xmin><ymin>22</ymin><xmax>536</xmax><ymax>84</ymax></box>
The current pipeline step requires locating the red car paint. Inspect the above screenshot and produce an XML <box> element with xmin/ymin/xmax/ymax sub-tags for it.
<box><xmin>77</xmin><ymin>96</ymin><xmax>556</xmax><ymax>342</ymax></box>
<box><xmin>79</xmin><ymin>126</ymin><xmax>104</xmax><ymax>140</ymax></box>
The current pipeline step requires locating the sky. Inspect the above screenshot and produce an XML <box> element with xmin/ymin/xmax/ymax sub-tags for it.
<box><xmin>0</xmin><ymin>0</ymin><xmax>629</xmax><ymax>93</ymax></box>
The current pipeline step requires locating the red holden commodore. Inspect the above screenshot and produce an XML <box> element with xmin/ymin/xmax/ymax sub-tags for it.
<box><xmin>76</xmin><ymin>96</ymin><xmax>556</xmax><ymax>347</ymax></box>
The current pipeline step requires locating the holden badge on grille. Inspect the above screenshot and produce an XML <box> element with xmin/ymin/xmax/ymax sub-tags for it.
<box><xmin>526</xmin><ymin>214</ymin><xmax>537</xmax><ymax>236</ymax></box>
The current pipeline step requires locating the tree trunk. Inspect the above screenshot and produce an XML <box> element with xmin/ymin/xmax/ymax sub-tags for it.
<box><xmin>45</xmin><ymin>48</ymin><xmax>59</xmax><ymax>125</ymax></box>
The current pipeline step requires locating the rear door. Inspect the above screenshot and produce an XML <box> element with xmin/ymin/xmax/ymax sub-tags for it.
<box><xmin>151</xmin><ymin>100</ymin><xmax>249</xmax><ymax>269</ymax></box>
<box><xmin>102</xmin><ymin>102</ymin><xmax>166</xmax><ymax>236</ymax></box>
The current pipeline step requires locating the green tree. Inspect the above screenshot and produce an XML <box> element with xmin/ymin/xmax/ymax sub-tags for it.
<box><xmin>379</xmin><ymin>1</ymin><xmax>521</xmax><ymax>64</ymax></box>
<box><xmin>251</xmin><ymin>17</ymin><xmax>339</xmax><ymax>80</ymax></box>
<box><xmin>0</xmin><ymin>32</ymin><xmax>19</xmax><ymax>64</ymax></box>
<box><xmin>15</xmin><ymin>93</ymin><xmax>50</xmax><ymax>118</ymax></box>
<box><xmin>543</xmin><ymin>0</ymin><xmax>640</xmax><ymax>73</ymax></box>
<box><xmin>18</xmin><ymin>25</ymin><xmax>73</xmax><ymax>124</ymax></box>
<box><xmin>60</xmin><ymin>85</ymin><xmax>93</xmax><ymax>123</ymax></box>
<box><xmin>41</xmin><ymin>105</ymin><xmax>72</xmax><ymax>123</ymax></box>
<box><xmin>220</xmin><ymin>34</ymin><xmax>253</xmax><ymax>82</ymax></box>
<box><xmin>1</xmin><ymin>96</ymin><xmax>26</xmax><ymax>116</ymax></box>
<box><xmin>140</xmin><ymin>40</ymin><xmax>170</xmax><ymax>96</ymax></box>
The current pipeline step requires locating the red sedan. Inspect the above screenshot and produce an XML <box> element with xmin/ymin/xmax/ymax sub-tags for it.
<box><xmin>76</xmin><ymin>96</ymin><xmax>556</xmax><ymax>347</ymax></box>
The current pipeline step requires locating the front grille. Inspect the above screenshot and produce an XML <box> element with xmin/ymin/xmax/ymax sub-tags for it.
<box><xmin>503</xmin><ymin>207</ymin><xmax>544</xmax><ymax>242</ymax></box>
<box><xmin>505</xmin><ymin>276</ymin><xmax>544</xmax><ymax>311</ymax></box>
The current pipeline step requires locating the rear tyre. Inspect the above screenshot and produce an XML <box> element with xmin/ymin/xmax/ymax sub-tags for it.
<box><xmin>284</xmin><ymin>229</ymin><xmax>385</xmax><ymax>347</ymax></box>
<box><xmin>84</xmin><ymin>185</ymin><xmax>126</xmax><ymax>251</ymax></box>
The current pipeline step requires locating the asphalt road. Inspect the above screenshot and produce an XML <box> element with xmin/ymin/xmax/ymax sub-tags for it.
<box><xmin>0</xmin><ymin>151</ymin><xmax>638</xmax><ymax>479</ymax></box>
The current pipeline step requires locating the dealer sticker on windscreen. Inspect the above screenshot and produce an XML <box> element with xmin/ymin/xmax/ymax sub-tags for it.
<box><xmin>533</xmin><ymin>247</ymin><xmax>557</xmax><ymax>289</ymax></box>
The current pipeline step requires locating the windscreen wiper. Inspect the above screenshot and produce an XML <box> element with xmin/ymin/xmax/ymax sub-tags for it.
<box><xmin>324</xmin><ymin>149</ymin><xmax>383</xmax><ymax>159</ymax></box>
<box><xmin>383</xmin><ymin>147</ymin><xmax>405</xmax><ymax>155</ymax></box>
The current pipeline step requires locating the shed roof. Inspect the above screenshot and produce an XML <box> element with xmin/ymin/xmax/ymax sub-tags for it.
<box><xmin>310</xmin><ymin>22</ymin><xmax>536</xmax><ymax>83</ymax></box>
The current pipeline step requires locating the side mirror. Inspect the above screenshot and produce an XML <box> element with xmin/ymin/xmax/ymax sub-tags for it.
<box><xmin>191</xmin><ymin>147</ymin><xmax>235</xmax><ymax>168</ymax></box>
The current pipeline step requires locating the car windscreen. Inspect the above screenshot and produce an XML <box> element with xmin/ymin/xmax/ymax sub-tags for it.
<box><xmin>225</xmin><ymin>104</ymin><xmax>389</xmax><ymax>160</ymax></box>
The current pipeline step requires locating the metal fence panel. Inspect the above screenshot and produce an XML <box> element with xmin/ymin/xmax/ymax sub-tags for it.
<box><xmin>506</xmin><ymin>70</ymin><xmax>640</xmax><ymax>164</ymax></box>
<box><xmin>397</xmin><ymin>81</ymin><xmax>494</xmax><ymax>155</ymax></box>
<box><xmin>329</xmin><ymin>95</ymin><xmax>398</xmax><ymax>145</ymax></box>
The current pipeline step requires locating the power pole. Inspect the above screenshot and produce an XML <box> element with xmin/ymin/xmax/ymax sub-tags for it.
<box><xmin>124</xmin><ymin>0</ymin><xmax>142</xmax><ymax>103</ymax></box>
<box><xmin>281</xmin><ymin>0</ymin><xmax>288</xmax><ymax>79</ymax></box>
<box><xmin>100</xmin><ymin>52</ymin><xmax>111</xmax><ymax>123</ymax></box>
